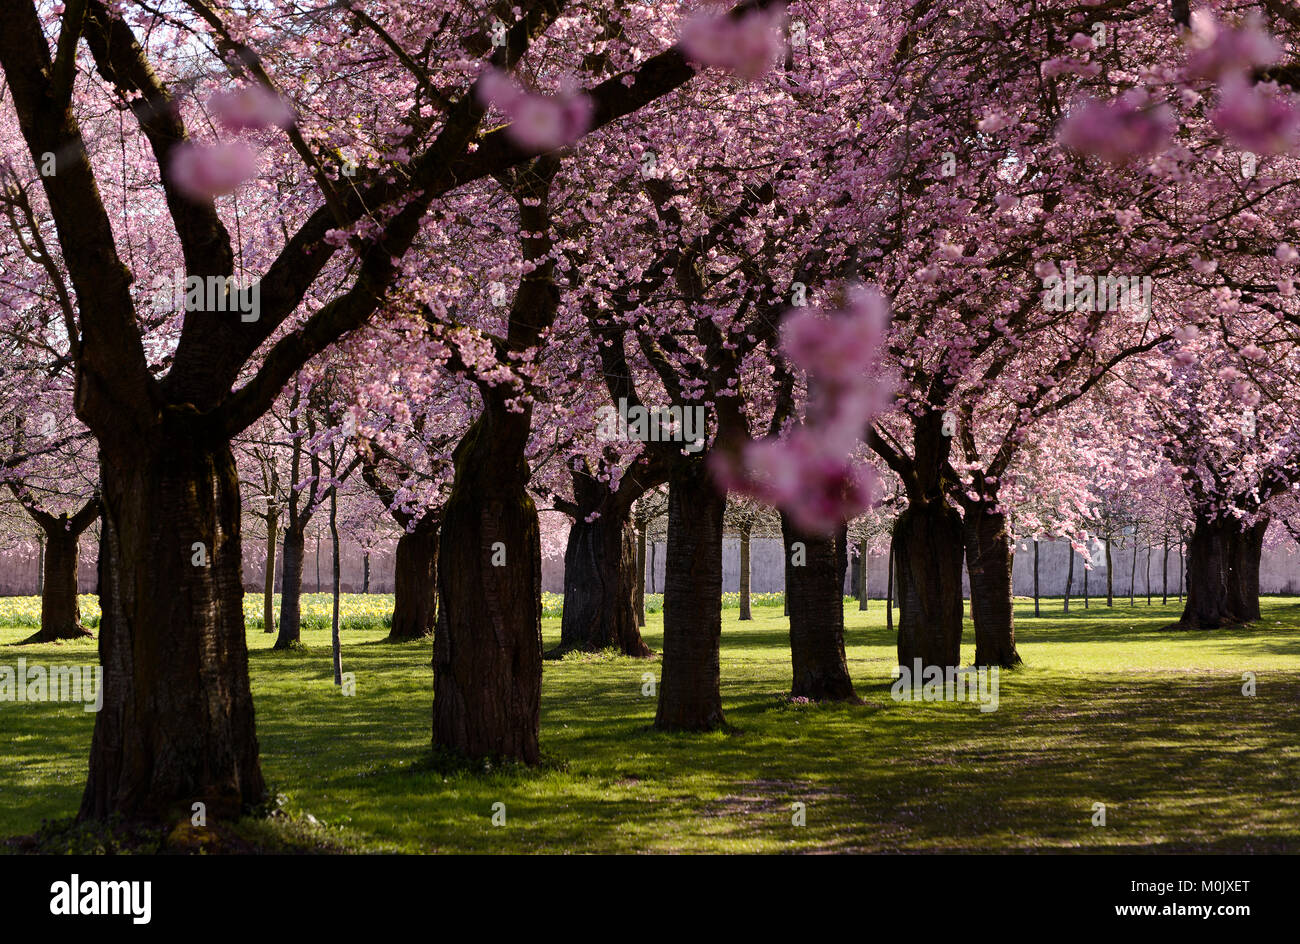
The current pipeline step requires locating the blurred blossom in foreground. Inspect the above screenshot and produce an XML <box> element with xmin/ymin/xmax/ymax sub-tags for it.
<box><xmin>478</xmin><ymin>69</ymin><xmax>593</xmax><ymax>152</ymax></box>
<box><xmin>209</xmin><ymin>84</ymin><xmax>295</xmax><ymax>132</ymax></box>
<box><xmin>713</xmin><ymin>289</ymin><xmax>894</xmax><ymax>534</ymax></box>
<box><xmin>680</xmin><ymin>6</ymin><xmax>787</xmax><ymax>81</ymax></box>
<box><xmin>1057</xmin><ymin>92</ymin><xmax>1173</xmax><ymax>164</ymax></box>
<box><xmin>169</xmin><ymin>141</ymin><xmax>257</xmax><ymax>201</ymax></box>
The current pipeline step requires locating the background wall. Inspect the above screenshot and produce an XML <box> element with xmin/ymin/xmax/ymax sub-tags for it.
<box><xmin>3</xmin><ymin>535</ymin><xmax>1299</xmax><ymax>599</ymax></box>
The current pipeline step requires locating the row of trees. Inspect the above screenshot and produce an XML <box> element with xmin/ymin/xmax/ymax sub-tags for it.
<box><xmin>4</xmin><ymin>0</ymin><xmax>1300</xmax><ymax>826</ymax></box>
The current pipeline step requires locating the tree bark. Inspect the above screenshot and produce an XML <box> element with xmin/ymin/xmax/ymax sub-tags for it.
<box><xmin>21</xmin><ymin>518</ymin><xmax>94</xmax><ymax>643</ymax></box>
<box><xmin>894</xmin><ymin>501</ymin><xmax>964</xmax><ymax>670</ymax></box>
<box><xmin>1177</xmin><ymin>513</ymin><xmax>1267</xmax><ymax>629</ymax></box>
<box><xmin>329</xmin><ymin>480</ymin><xmax>342</xmax><ymax>685</ymax></box>
<box><xmin>1064</xmin><ymin>546</ymin><xmax>1073</xmax><ymax>614</ymax></box>
<box><xmin>1105</xmin><ymin>539</ymin><xmax>1113</xmax><ymax>606</ymax></box>
<box><xmin>963</xmin><ymin>508</ymin><xmax>1022</xmax><ymax>668</ymax></box>
<box><xmin>655</xmin><ymin>459</ymin><xmax>726</xmax><ymax>731</ymax></box>
<box><xmin>635</xmin><ymin>525</ymin><xmax>647</xmax><ymax>628</ymax></box>
<box><xmin>858</xmin><ymin>538</ymin><xmax>869</xmax><ymax>611</ymax></box>
<box><xmin>738</xmin><ymin>528</ymin><xmax>753</xmax><ymax>621</ymax></box>
<box><xmin>274</xmin><ymin>521</ymin><xmax>306</xmax><ymax>649</ymax></box>
<box><xmin>1033</xmin><ymin>538</ymin><xmax>1040</xmax><ymax>617</ymax></box>
<box><xmin>885</xmin><ymin>537</ymin><xmax>894</xmax><ymax>633</ymax></box>
<box><xmin>81</xmin><ymin>433</ymin><xmax>264</xmax><ymax>823</ymax></box>
<box><xmin>550</xmin><ymin>506</ymin><xmax>650</xmax><ymax>657</ymax></box>
<box><xmin>262</xmin><ymin>511</ymin><xmax>277</xmax><ymax>634</ymax></box>
<box><xmin>1162</xmin><ymin>538</ymin><xmax>1169</xmax><ymax>605</ymax></box>
<box><xmin>432</xmin><ymin>412</ymin><xmax>543</xmax><ymax>763</ymax></box>
<box><xmin>782</xmin><ymin>515</ymin><xmax>857</xmax><ymax>702</ymax></box>
<box><xmin>389</xmin><ymin>521</ymin><xmax>438</xmax><ymax>641</ymax></box>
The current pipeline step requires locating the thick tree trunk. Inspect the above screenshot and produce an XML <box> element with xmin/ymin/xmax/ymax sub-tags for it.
<box><xmin>782</xmin><ymin>515</ymin><xmax>857</xmax><ymax>702</ymax></box>
<box><xmin>363</xmin><ymin>551</ymin><xmax>370</xmax><ymax>594</ymax></box>
<box><xmin>22</xmin><ymin>524</ymin><xmax>92</xmax><ymax>643</ymax></box>
<box><xmin>36</xmin><ymin>534</ymin><xmax>44</xmax><ymax>596</ymax></box>
<box><xmin>655</xmin><ymin>459</ymin><xmax>726</xmax><ymax>731</ymax></box>
<box><xmin>858</xmin><ymin>539</ymin><xmax>869</xmax><ymax>611</ymax></box>
<box><xmin>329</xmin><ymin>486</ymin><xmax>342</xmax><ymax>685</ymax></box>
<box><xmin>963</xmin><ymin>508</ymin><xmax>1022</xmax><ymax>668</ymax></box>
<box><xmin>275</xmin><ymin>521</ymin><xmax>306</xmax><ymax>649</ymax></box>
<box><xmin>81</xmin><ymin>434</ymin><xmax>264</xmax><ymax>823</ymax></box>
<box><xmin>1177</xmin><ymin>514</ymin><xmax>1267</xmax><ymax>629</ymax></box>
<box><xmin>389</xmin><ymin>523</ymin><xmax>438</xmax><ymax>642</ymax></box>
<box><xmin>635</xmin><ymin>525</ymin><xmax>647</xmax><ymax>628</ymax></box>
<box><xmin>262</xmin><ymin>512</ymin><xmax>277</xmax><ymax>634</ymax></box>
<box><xmin>894</xmin><ymin>501</ymin><xmax>964</xmax><ymax>670</ymax></box>
<box><xmin>433</xmin><ymin>413</ymin><xmax>543</xmax><ymax>763</ymax></box>
<box><xmin>551</xmin><ymin>507</ymin><xmax>650</xmax><ymax>657</ymax></box>
<box><xmin>738</xmin><ymin>528</ymin><xmax>753</xmax><ymax>621</ymax></box>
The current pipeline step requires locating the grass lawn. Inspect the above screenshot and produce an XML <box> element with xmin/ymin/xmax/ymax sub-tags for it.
<box><xmin>2</xmin><ymin>593</ymin><xmax>1299</xmax><ymax>853</ymax></box>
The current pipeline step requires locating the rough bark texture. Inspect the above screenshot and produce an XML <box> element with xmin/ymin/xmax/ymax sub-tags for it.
<box><xmin>782</xmin><ymin>516</ymin><xmax>857</xmax><ymax>702</ymax></box>
<box><xmin>389</xmin><ymin>522</ymin><xmax>438</xmax><ymax>641</ymax></box>
<box><xmin>738</xmin><ymin>529</ymin><xmax>752</xmax><ymax>621</ymax></box>
<box><xmin>81</xmin><ymin>431</ymin><xmax>264</xmax><ymax>822</ymax></box>
<box><xmin>894</xmin><ymin>501</ymin><xmax>964</xmax><ymax>670</ymax></box>
<box><xmin>963</xmin><ymin>508</ymin><xmax>1022</xmax><ymax>668</ymax></box>
<box><xmin>1177</xmin><ymin>514</ymin><xmax>1267</xmax><ymax>629</ymax></box>
<box><xmin>274</xmin><ymin>522</ymin><xmax>306</xmax><ymax>649</ymax></box>
<box><xmin>432</xmin><ymin>414</ymin><xmax>543</xmax><ymax>763</ymax></box>
<box><xmin>551</xmin><ymin>506</ymin><xmax>650</xmax><ymax>657</ymax></box>
<box><xmin>655</xmin><ymin>459</ymin><xmax>726</xmax><ymax>731</ymax></box>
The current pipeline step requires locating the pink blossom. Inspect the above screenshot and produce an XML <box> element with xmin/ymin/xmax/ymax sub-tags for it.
<box><xmin>168</xmin><ymin>141</ymin><xmax>257</xmax><ymax>201</ymax></box>
<box><xmin>209</xmin><ymin>84</ymin><xmax>294</xmax><ymax>132</ymax></box>
<box><xmin>1211</xmin><ymin>77</ymin><xmax>1300</xmax><ymax>155</ymax></box>
<box><xmin>1058</xmin><ymin>93</ymin><xmax>1172</xmax><ymax>164</ymax></box>
<box><xmin>736</xmin><ymin>431</ymin><xmax>878</xmax><ymax>534</ymax></box>
<box><xmin>680</xmin><ymin>7</ymin><xmax>786</xmax><ymax>81</ymax></box>
<box><xmin>1190</xmin><ymin>255</ymin><xmax>1217</xmax><ymax>275</ymax></box>
<box><xmin>1276</xmin><ymin>243</ymin><xmax>1299</xmax><ymax>264</ymax></box>
<box><xmin>781</xmin><ymin>288</ymin><xmax>889</xmax><ymax>386</ymax></box>
<box><xmin>1185</xmin><ymin>13</ymin><xmax>1280</xmax><ymax>80</ymax></box>
<box><xmin>477</xmin><ymin>69</ymin><xmax>592</xmax><ymax>152</ymax></box>
<box><xmin>1242</xmin><ymin>344</ymin><xmax>1266</xmax><ymax>361</ymax></box>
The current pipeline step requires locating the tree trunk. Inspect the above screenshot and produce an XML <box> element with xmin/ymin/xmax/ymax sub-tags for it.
<box><xmin>36</xmin><ymin>534</ymin><xmax>44</xmax><ymax>596</ymax></box>
<box><xmin>858</xmin><ymin>539</ymin><xmax>869</xmax><ymax>611</ymax></box>
<box><xmin>275</xmin><ymin>521</ymin><xmax>306</xmax><ymax>649</ymax></box>
<box><xmin>1146</xmin><ymin>543</ymin><xmax>1152</xmax><ymax>605</ymax></box>
<box><xmin>963</xmin><ymin>508</ymin><xmax>1022</xmax><ymax>668</ymax></box>
<box><xmin>81</xmin><ymin>434</ymin><xmax>264</xmax><ymax>823</ymax></box>
<box><xmin>1033</xmin><ymin>537</ymin><xmax>1040</xmax><ymax>617</ymax></box>
<box><xmin>1064</xmin><ymin>546</ymin><xmax>1073</xmax><ymax>614</ymax></box>
<box><xmin>1178</xmin><ymin>514</ymin><xmax>1267</xmax><ymax>629</ymax></box>
<box><xmin>262</xmin><ymin>512</ymin><xmax>277</xmax><ymax>634</ymax></box>
<box><xmin>782</xmin><ymin>515</ymin><xmax>857</xmax><ymax>702</ymax></box>
<box><xmin>363</xmin><ymin>551</ymin><xmax>370</xmax><ymax>594</ymax></box>
<box><xmin>738</xmin><ymin>528</ymin><xmax>753</xmax><ymax>621</ymax></box>
<box><xmin>655</xmin><ymin>459</ymin><xmax>726</xmax><ymax>731</ymax></box>
<box><xmin>894</xmin><ymin>501</ymin><xmax>964</xmax><ymax>670</ymax></box>
<box><xmin>432</xmin><ymin>412</ymin><xmax>543</xmax><ymax>763</ymax></box>
<box><xmin>551</xmin><ymin>506</ymin><xmax>650</xmax><ymax>657</ymax></box>
<box><xmin>389</xmin><ymin>522</ymin><xmax>438</xmax><ymax>642</ymax></box>
<box><xmin>330</xmin><ymin>484</ymin><xmax>342</xmax><ymax>685</ymax></box>
<box><xmin>1162</xmin><ymin>538</ymin><xmax>1169</xmax><ymax>604</ymax></box>
<box><xmin>1129</xmin><ymin>538</ymin><xmax>1138</xmax><ymax>606</ymax></box>
<box><xmin>886</xmin><ymin>537</ymin><xmax>894</xmax><ymax>633</ymax></box>
<box><xmin>1105</xmin><ymin>539</ymin><xmax>1113</xmax><ymax>606</ymax></box>
<box><xmin>635</xmin><ymin>525</ymin><xmax>647</xmax><ymax>628</ymax></box>
<box><xmin>23</xmin><ymin>523</ymin><xmax>93</xmax><ymax>643</ymax></box>
<box><xmin>1083</xmin><ymin>564</ymin><xmax>1089</xmax><ymax>608</ymax></box>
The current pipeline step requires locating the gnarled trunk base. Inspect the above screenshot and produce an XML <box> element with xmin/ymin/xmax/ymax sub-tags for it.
<box><xmin>389</xmin><ymin>525</ymin><xmax>438</xmax><ymax>642</ymax></box>
<box><xmin>963</xmin><ymin>508</ymin><xmax>1022</xmax><ymax>667</ymax></box>
<box><xmin>894</xmin><ymin>501</ymin><xmax>964</xmax><ymax>670</ymax></box>
<box><xmin>783</xmin><ymin>516</ymin><xmax>857</xmax><ymax>702</ymax></box>
<box><xmin>1176</xmin><ymin>515</ymin><xmax>1266</xmax><ymax>630</ymax></box>
<box><xmin>80</xmin><ymin>430</ymin><xmax>264</xmax><ymax>823</ymax></box>
<box><xmin>550</xmin><ymin>509</ymin><xmax>650</xmax><ymax>658</ymax></box>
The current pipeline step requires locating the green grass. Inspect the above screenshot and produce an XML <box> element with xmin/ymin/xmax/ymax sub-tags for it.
<box><xmin>3</xmin><ymin>593</ymin><xmax>1299</xmax><ymax>852</ymax></box>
